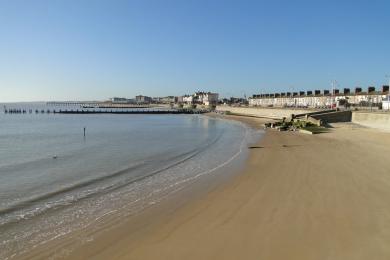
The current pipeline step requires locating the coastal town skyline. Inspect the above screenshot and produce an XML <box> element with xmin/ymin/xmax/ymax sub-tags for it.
<box><xmin>1</xmin><ymin>0</ymin><xmax>389</xmax><ymax>102</ymax></box>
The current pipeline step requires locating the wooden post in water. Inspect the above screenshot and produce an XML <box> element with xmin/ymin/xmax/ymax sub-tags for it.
<box><xmin>84</xmin><ymin>127</ymin><xmax>86</xmax><ymax>137</ymax></box>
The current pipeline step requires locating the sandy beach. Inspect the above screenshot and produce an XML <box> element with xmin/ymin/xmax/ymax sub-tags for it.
<box><xmin>20</xmin><ymin>115</ymin><xmax>390</xmax><ymax>260</ymax></box>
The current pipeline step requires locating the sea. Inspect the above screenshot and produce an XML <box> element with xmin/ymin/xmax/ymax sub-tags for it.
<box><xmin>0</xmin><ymin>102</ymin><xmax>261</xmax><ymax>259</ymax></box>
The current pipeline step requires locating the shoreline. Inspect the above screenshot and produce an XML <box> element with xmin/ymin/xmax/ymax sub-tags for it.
<box><xmin>15</xmin><ymin>114</ymin><xmax>263</xmax><ymax>260</ymax></box>
<box><xmin>18</xmin><ymin>114</ymin><xmax>390</xmax><ymax>259</ymax></box>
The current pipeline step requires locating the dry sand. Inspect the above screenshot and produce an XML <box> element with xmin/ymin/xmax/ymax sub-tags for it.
<box><xmin>20</xmin><ymin>115</ymin><xmax>390</xmax><ymax>260</ymax></box>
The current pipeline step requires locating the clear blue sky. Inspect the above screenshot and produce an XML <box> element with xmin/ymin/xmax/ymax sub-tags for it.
<box><xmin>0</xmin><ymin>0</ymin><xmax>389</xmax><ymax>101</ymax></box>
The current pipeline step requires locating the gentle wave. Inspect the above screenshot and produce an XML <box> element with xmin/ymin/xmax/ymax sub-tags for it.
<box><xmin>0</xmin><ymin>131</ymin><xmax>223</xmax><ymax>227</ymax></box>
<box><xmin>0</xmin><ymin>114</ymin><xmax>260</xmax><ymax>260</ymax></box>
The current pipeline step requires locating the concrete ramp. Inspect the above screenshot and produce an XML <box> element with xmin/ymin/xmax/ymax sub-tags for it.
<box><xmin>310</xmin><ymin>111</ymin><xmax>352</xmax><ymax>123</ymax></box>
<box><xmin>294</xmin><ymin>110</ymin><xmax>352</xmax><ymax>126</ymax></box>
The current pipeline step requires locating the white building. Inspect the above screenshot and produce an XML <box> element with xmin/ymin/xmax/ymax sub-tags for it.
<box><xmin>249</xmin><ymin>86</ymin><xmax>389</xmax><ymax>109</ymax></box>
<box><xmin>202</xmin><ymin>92</ymin><xmax>219</xmax><ymax>106</ymax></box>
<box><xmin>194</xmin><ymin>92</ymin><xmax>219</xmax><ymax>106</ymax></box>
<box><xmin>182</xmin><ymin>95</ymin><xmax>194</xmax><ymax>104</ymax></box>
<box><xmin>383</xmin><ymin>96</ymin><xmax>390</xmax><ymax>110</ymax></box>
<box><xmin>180</xmin><ymin>92</ymin><xmax>219</xmax><ymax>106</ymax></box>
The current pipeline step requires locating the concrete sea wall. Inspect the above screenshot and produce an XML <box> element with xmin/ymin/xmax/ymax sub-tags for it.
<box><xmin>352</xmin><ymin>112</ymin><xmax>390</xmax><ymax>131</ymax></box>
<box><xmin>311</xmin><ymin>111</ymin><xmax>352</xmax><ymax>124</ymax></box>
<box><xmin>216</xmin><ymin>106</ymin><xmax>390</xmax><ymax>132</ymax></box>
<box><xmin>216</xmin><ymin>106</ymin><xmax>318</xmax><ymax>119</ymax></box>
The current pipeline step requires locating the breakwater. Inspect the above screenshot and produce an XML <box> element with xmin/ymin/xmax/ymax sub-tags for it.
<box><xmin>56</xmin><ymin>109</ymin><xmax>207</xmax><ymax>114</ymax></box>
<box><xmin>3</xmin><ymin>108</ymin><xmax>209</xmax><ymax>114</ymax></box>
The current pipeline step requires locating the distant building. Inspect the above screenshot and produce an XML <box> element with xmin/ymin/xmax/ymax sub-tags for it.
<box><xmin>193</xmin><ymin>92</ymin><xmax>219</xmax><ymax>106</ymax></box>
<box><xmin>248</xmin><ymin>86</ymin><xmax>389</xmax><ymax>109</ymax></box>
<box><xmin>182</xmin><ymin>95</ymin><xmax>194</xmax><ymax>104</ymax></box>
<box><xmin>160</xmin><ymin>96</ymin><xmax>177</xmax><ymax>104</ymax></box>
<box><xmin>110</xmin><ymin>97</ymin><xmax>135</xmax><ymax>104</ymax></box>
<box><xmin>135</xmin><ymin>95</ymin><xmax>152</xmax><ymax>104</ymax></box>
<box><xmin>179</xmin><ymin>92</ymin><xmax>219</xmax><ymax>106</ymax></box>
<box><xmin>224</xmin><ymin>97</ymin><xmax>248</xmax><ymax>105</ymax></box>
<box><xmin>203</xmin><ymin>92</ymin><xmax>219</xmax><ymax>106</ymax></box>
<box><xmin>177</xmin><ymin>96</ymin><xmax>184</xmax><ymax>103</ymax></box>
<box><xmin>152</xmin><ymin>97</ymin><xmax>161</xmax><ymax>103</ymax></box>
<box><xmin>383</xmin><ymin>96</ymin><xmax>390</xmax><ymax>110</ymax></box>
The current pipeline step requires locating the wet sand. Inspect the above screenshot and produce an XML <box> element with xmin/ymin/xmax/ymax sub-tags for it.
<box><xmin>21</xmin><ymin>115</ymin><xmax>390</xmax><ymax>260</ymax></box>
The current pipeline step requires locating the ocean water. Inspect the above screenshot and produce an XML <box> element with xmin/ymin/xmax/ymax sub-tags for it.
<box><xmin>0</xmin><ymin>103</ymin><xmax>261</xmax><ymax>259</ymax></box>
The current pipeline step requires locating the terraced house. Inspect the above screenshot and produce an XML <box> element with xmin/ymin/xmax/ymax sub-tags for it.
<box><xmin>249</xmin><ymin>85</ymin><xmax>390</xmax><ymax>109</ymax></box>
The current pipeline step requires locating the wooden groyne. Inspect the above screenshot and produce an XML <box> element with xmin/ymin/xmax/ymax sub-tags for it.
<box><xmin>3</xmin><ymin>109</ymin><xmax>53</xmax><ymax>114</ymax></box>
<box><xmin>3</xmin><ymin>108</ymin><xmax>209</xmax><ymax>115</ymax></box>
<box><xmin>56</xmin><ymin>109</ymin><xmax>207</xmax><ymax>114</ymax></box>
<box><xmin>47</xmin><ymin>101</ymin><xmax>156</xmax><ymax>109</ymax></box>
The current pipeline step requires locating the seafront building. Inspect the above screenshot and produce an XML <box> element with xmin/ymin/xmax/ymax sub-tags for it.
<box><xmin>179</xmin><ymin>92</ymin><xmax>219</xmax><ymax>106</ymax></box>
<box><xmin>196</xmin><ymin>92</ymin><xmax>219</xmax><ymax>106</ymax></box>
<box><xmin>249</xmin><ymin>85</ymin><xmax>390</xmax><ymax>109</ymax></box>
<box><xmin>135</xmin><ymin>95</ymin><xmax>153</xmax><ymax>104</ymax></box>
<box><xmin>152</xmin><ymin>96</ymin><xmax>178</xmax><ymax>104</ymax></box>
<box><xmin>110</xmin><ymin>97</ymin><xmax>136</xmax><ymax>104</ymax></box>
<box><xmin>181</xmin><ymin>95</ymin><xmax>194</xmax><ymax>104</ymax></box>
<box><xmin>383</xmin><ymin>96</ymin><xmax>390</xmax><ymax>110</ymax></box>
<box><xmin>221</xmin><ymin>97</ymin><xmax>249</xmax><ymax>106</ymax></box>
